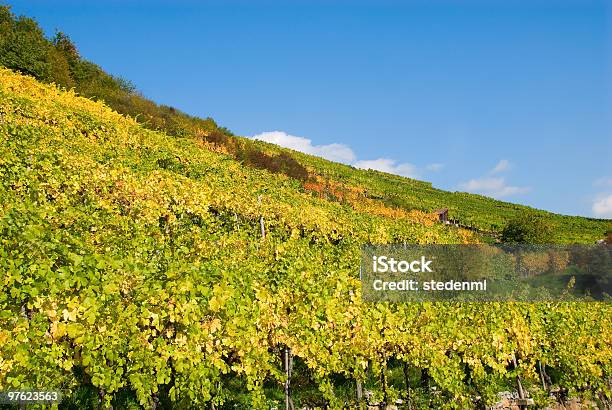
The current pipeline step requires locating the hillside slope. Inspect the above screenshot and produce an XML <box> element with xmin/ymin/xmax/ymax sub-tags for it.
<box><xmin>1</xmin><ymin>68</ymin><xmax>611</xmax><ymax>408</ymax></box>
<box><xmin>246</xmin><ymin>138</ymin><xmax>610</xmax><ymax>243</ymax></box>
<box><xmin>0</xmin><ymin>4</ymin><xmax>609</xmax><ymax>244</ymax></box>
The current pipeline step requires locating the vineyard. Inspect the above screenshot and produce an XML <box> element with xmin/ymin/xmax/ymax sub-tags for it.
<box><xmin>247</xmin><ymin>140</ymin><xmax>610</xmax><ymax>244</ymax></box>
<box><xmin>0</xmin><ymin>67</ymin><xmax>611</xmax><ymax>409</ymax></box>
<box><xmin>0</xmin><ymin>3</ymin><xmax>609</xmax><ymax>246</ymax></box>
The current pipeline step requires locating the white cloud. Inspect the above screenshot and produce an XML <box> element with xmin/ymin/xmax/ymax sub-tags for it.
<box><xmin>491</xmin><ymin>159</ymin><xmax>511</xmax><ymax>174</ymax></box>
<box><xmin>251</xmin><ymin>131</ymin><xmax>356</xmax><ymax>164</ymax></box>
<box><xmin>592</xmin><ymin>194</ymin><xmax>612</xmax><ymax>218</ymax></box>
<box><xmin>426</xmin><ymin>163</ymin><xmax>444</xmax><ymax>172</ymax></box>
<box><xmin>354</xmin><ymin>158</ymin><xmax>419</xmax><ymax>178</ymax></box>
<box><xmin>459</xmin><ymin>159</ymin><xmax>528</xmax><ymax>198</ymax></box>
<box><xmin>250</xmin><ymin>130</ymin><xmax>445</xmax><ymax>179</ymax></box>
<box><xmin>458</xmin><ymin>177</ymin><xmax>530</xmax><ymax>198</ymax></box>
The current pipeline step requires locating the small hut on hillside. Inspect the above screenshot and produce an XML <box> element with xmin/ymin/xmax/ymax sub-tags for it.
<box><xmin>435</xmin><ymin>208</ymin><xmax>449</xmax><ymax>223</ymax></box>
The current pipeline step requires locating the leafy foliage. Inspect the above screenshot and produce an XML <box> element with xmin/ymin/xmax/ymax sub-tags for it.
<box><xmin>501</xmin><ymin>213</ymin><xmax>554</xmax><ymax>244</ymax></box>
<box><xmin>0</xmin><ymin>68</ymin><xmax>610</xmax><ymax>409</ymax></box>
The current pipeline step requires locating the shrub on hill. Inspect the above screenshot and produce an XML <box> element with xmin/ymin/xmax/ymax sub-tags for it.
<box><xmin>0</xmin><ymin>6</ymin><xmax>60</xmax><ymax>82</ymax></box>
<box><xmin>237</xmin><ymin>146</ymin><xmax>309</xmax><ymax>181</ymax></box>
<box><xmin>501</xmin><ymin>212</ymin><xmax>554</xmax><ymax>244</ymax></box>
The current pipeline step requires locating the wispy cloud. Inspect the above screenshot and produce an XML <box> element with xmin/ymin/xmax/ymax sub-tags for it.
<box><xmin>491</xmin><ymin>159</ymin><xmax>511</xmax><ymax>174</ymax></box>
<box><xmin>458</xmin><ymin>177</ymin><xmax>530</xmax><ymax>198</ymax></box>
<box><xmin>354</xmin><ymin>158</ymin><xmax>419</xmax><ymax>178</ymax></box>
<box><xmin>458</xmin><ymin>159</ymin><xmax>528</xmax><ymax>198</ymax></box>
<box><xmin>593</xmin><ymin>177</ymin><xmax>612</xmax><ymax>187</ymax></box>
<box><xmin>250</xmin><ymin>130</ymin><xmax>437</xmax><ymax>179</ymax></box>
<box><xmin>252</xmin><ymin>131</ymin><xmax>356</xmax><ymax>164</ymax></box>
<box><xmin>592</xmin><ymin>177</ymin><xmax>612</xmax><ymax>218</ymax></box>
<box><xmin>426</xmin><ymin>163</ymin><xmax>444</xmax><ymax>172</ymax></box>
<box><xmin>592</xmin><ymin>194</ymin><xmax>612</xmax><ymax>218</ymax></box>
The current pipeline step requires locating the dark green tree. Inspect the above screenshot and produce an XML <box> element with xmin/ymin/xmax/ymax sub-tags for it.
<box><xmin>0</xmin><ymin>5</ymin><xmax>51</xmax><ymax>80</ymax></box>
<box><xmin>52</xmin><ymin>31</ymin><xmax>79</xmax><ymax>64</ymax></box>
<box><xmin>501</xmin><ymin>212</ymin><xmax>554</xmax><ymax>244</ymax></box>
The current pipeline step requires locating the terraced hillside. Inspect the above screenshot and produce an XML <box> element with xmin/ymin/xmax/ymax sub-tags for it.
<box><xmin>1</xmin><ymin>68</ymin><xmax>611</xmax><ymax>409</ymax></box>
<box><xmin>245</xmin><ymin>139</ymin><xmax>610</xmax><ymax>243</ymax></box>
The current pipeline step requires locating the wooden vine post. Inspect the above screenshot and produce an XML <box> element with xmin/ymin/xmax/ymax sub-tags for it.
<box><xmin>403</xmin><ymin>361</ymin><xmax>412</xmax><ymax>409</ymax></box>
<box><xmin>356</xmin><ymin>380</ymin><xmax>363</xmax><ymax>402</ymax></box>
<box><xmin>233</xmin><ymin>212</ymin><xmax>240</xmax><ymax>231</ymax></box>
<box><xmin>512</xmin><ymin>353</ymin><xmax>534</xmax><ymax>409</ymax></box>
<box><xmin>380</xmin><ymin>358</ymin><xmax>389</xmax><ymax>406</ymax></box>
<box><xmin>258</xmin><ymin>195</ymin><xmax>266</xmax><ymax>239</ymax></box>
<box><xmin>283</xmin><ymin>347</ymin><xmax>294</xmax><ymax>410</ymax></box>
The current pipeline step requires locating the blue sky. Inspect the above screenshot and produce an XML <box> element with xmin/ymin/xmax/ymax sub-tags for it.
<box><xmin>8</xmin><ymin>0</ymin><xmax>612</xmax><ymax>217</ymax></box>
